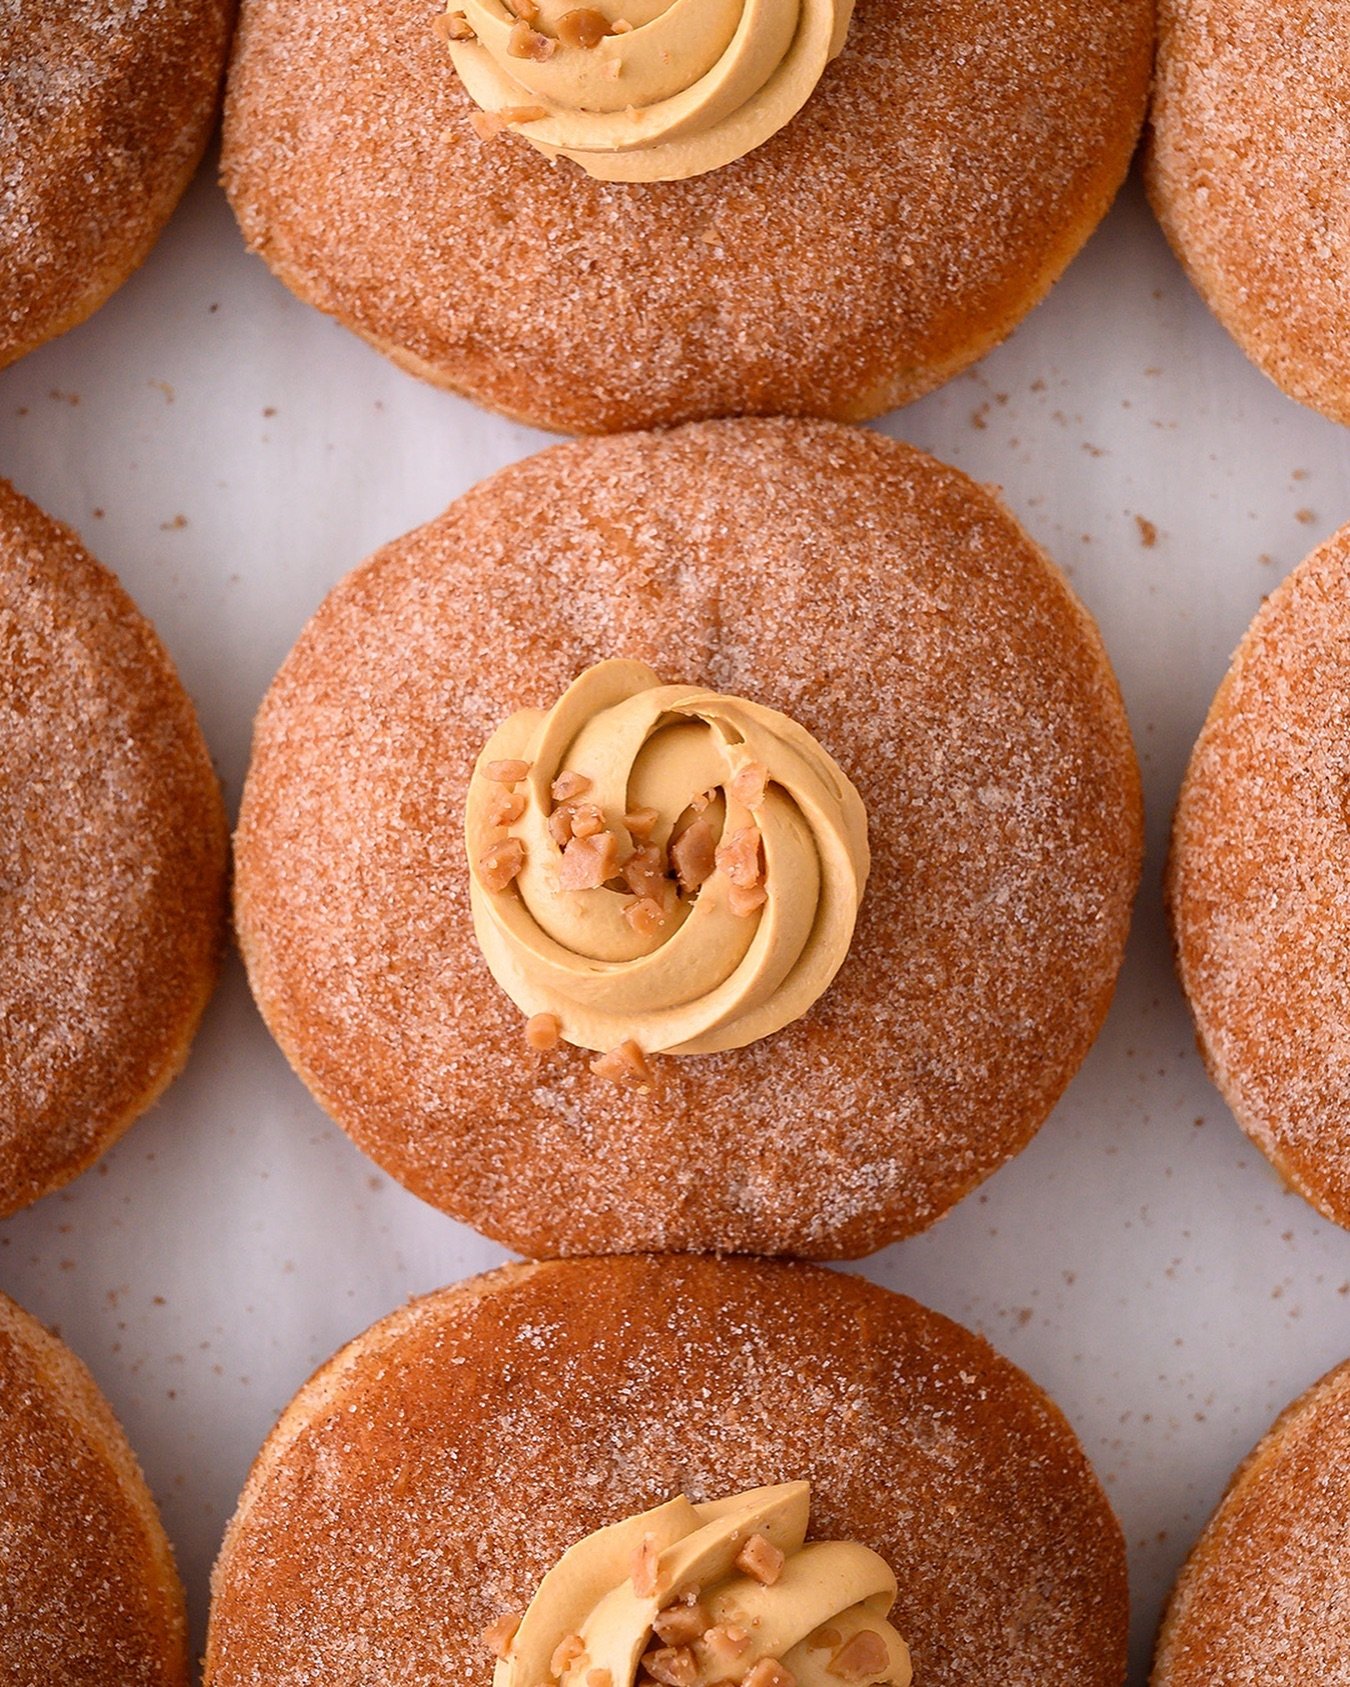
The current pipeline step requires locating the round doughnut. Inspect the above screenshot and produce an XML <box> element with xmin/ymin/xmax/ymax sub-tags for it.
<box><xmin>205</xmin><ymin>1255</ymin><xmax>1128</xmax><ymax>1687</ymax></box>
<box><xmin>0</xmin><ymin>1289</ymin><xmax>186</xmax><ymax>1685</ymax></box>
<box><xmin>1168</xmin><ymin>523</ymin><xmax>1350</xmax><ymax>1228</ymax></box>
<box><xmin>1153</xmin><ymin>1357</ymin><xmax>1350</xmax><ymax>1685</ymax></box>
<box><xmin>1147</xmin><ymin>0</ymin><xmax>1350</xmax><ymax>425</ymax></box>
<box><xmin>1</xmin><ymin>0</ymin><xmax>235</xmax><ymax>369</ymax></box>
<box><xmin>233</xmin><ymin>418</ymin><xmax>1142</xmax><ymax>1259</ymax></box>
<box><xmin>221</xmin><ymin>0</ymin><xmax>1154</xmax><ymax>433</ymax></box>
<box><xmin>0</xmin><ymin>479</ymin><xmax>229</xmax><ymax>1217</ymax></box>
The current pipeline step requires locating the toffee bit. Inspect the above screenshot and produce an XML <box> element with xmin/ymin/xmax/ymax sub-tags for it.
<box><xmin>552</xmin><ymin>770</ymin><xmax>592</xmax><ymax>802</ymax></box>
<box><xmin>504</xmin><ymin>0</ymin><xmax>540</xmax><ymax>17</ymax></box>
<box><xmin>702</xmin><ymin>1627</ymin><xmax>750</xmax><ymax>1671</ymax></box>
<box><xmin>479</xmin><ymin>836</ymin><xmax>525</xmax><ymax>891</ymax></box>
<box><xmin>630</xmin><ymin>1529</ymin><xmax>661</xmax><ymax>1595</ymax></box>
<box><xmin>482</xmin><ymin>1613</ymin><xmax>523</xmax><ymax>1658</ymax></box>
<box><xmin>623</xmin><ymin>896</ymin><xmax>667</xmax><ymax>937</ymax></box>
<box><xmin>435</xmin><ymin>9</ymin><xmax>476</xmax><ymax>40</ymax></box>
<box><xmin>653</xmin><ymin>1602</ymin><xmax>709</xmax><ymax>1645</ymax></box>
<box><xmin>642</xmin><ymin>1648</ymin><xmax>698</xmax><ymax>1687</ymax></box>
<box><xmin>508</xmin><ymin>20</ymin><xmax>557</xmax><ymax>59</ymax></box>
<box><xmin>488</xmin><ymin>789</ymin><xmax>527</xmax><ymax>826</ymax></box>
<box><xmin>808</xmin><ymin>1628</ymin><xmax>843</xmax><ymax>1652</ymax></box>
<box><xmin>611</xmin><ymin>15</ymin><xmax>633</xmax><ymax>29</ymax></box>
<box><xmin>588</xmin><ymin>1674</ymin><xmax>614</xmax><ymax>1687</ymax></box>
<box><xmin>549</xmin><ymin>802</ymin><xmax>578</xmax><ymax>846</ymax></box>
<box><xmin>557</xmin><ymin>6</ymin><xmax>612</xmax><ymax>47</ymax></box>
<box><xmin>568</xmin><ymin>802</ymin><xmax>605</xmax><ymax>839</ymax></box>
<box><xmin>670</xmin><ymin>817</ymin><xmax>716</xmax><ymax>892</ymax></box>
<box><xmin>622</xmin><ymin>842</ymin><xmax>667</xmax><ymax>901</ymax></box>
<box><xmin>559</xmin><ymin>829</ymin><xmax>620</xmax><ymax>890</ymax></box>
<box><xmin>826</xmin><ymin>1632</ymin><xmax>889</xmax><ymax>1682</ymax></box>
<box><xmin>731</xmin><ymin>761</ymin><xmax>769</xmax><ymax>808</ymax></box>
<box><xmin>591</xmin><ymin>1040</ymin><xmax>658</xmax><ymax>1089</ymax></box>
<box><xmin>486</xmin><ymin>757</ymin><xmax>531</xmax><ymax>783</ymax></box>
<box><xmin>714</xmin><ymin>825</ymin><xmax>762</xmax><ymax>889</ymax></box>
<box><xmin>551</xmin><ymin>1635</ymin><xmax>587</xmax><ymax>1678</ymax></box>
<box><xmin>734</xmin><ymin>1532</ymin><xmax>785</xmax><ymax>1586</ymax></box>
<box><xmin>501</xmin><ymin>104</ymin><xmax>551</xmax><ymax>124</ymax></box>
<box><xmin>624</xmin><ymin>806</ymin><xmax>659</xmax><ymax>839</ymax></box>
<box><xmin>470</xmin><ymin>109</ymin><xmax>508</xmax><ymax>141</ymax></box>
<box><xmin>524</xmin><ymin>1012</ymin><xmax>561</xmax><ymax>1052</ymax></box>
<box><xmin>728</xmin><ymin>883</ymin><xmax>767</xmax><ymax>918</ymax></box>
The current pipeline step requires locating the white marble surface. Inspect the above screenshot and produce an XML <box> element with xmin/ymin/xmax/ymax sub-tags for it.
<box><xmin>2</xmin><ymin>152</ymin><xmax>1349</xmax><ymax>1683</ymax></box>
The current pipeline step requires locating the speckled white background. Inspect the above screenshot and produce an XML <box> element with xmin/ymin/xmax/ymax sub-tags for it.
<box><xmin>2</xmin><ymin>152</ymin><xmax>1349</xmax><ymax>1685</ymax></box>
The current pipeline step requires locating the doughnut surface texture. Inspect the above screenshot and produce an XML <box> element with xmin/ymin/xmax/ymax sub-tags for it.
<box><xmin>1154</xmin><ymin>1358</ymin><xmax>1350</xmax><ymax>1685</ymax></box>
<box><xmin>1169</xmin><ymin>524</ymin><xmax>1350</xmax><ymax>1228</ymax></box>
<box><xmin>222</xmin><ymin>0</ymin><xmax>1154</xmax><ymax>431</ymax></box>
<box><xmin>234</xmin><ymin>419</ymin><xmax>1142</xmax><ymax>1258</ymax></box>
<box><xmin>0</xmin><ymin>480</ymin><xmax>229</xmax><ymax>1217</ymax></box>
<box><xmin>1</xmin><ymin>0</ymin><xmax>235</xmax><ymax>368</ymax></box>
<box><xmin>0</xmin><ymin>1290</ymin><xmax>186</xmax><ymax>1686</ymax></box>
<box><xmin>1148</xmin><ymin>0</ymin><xmax>1350</xmax><ymax>424</ymax></box>
<box><xmin>206</xmin><ymin>1255</ymin><xmax>1128</xmax><ymax>1687</ymax></box>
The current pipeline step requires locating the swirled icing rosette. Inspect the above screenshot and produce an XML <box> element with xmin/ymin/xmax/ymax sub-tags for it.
<box><xmin>464</xmin><ymin>659</ymin><xmax>869</xmax><ymax>1058</ymax></box>
<box><xmin>487</xmin><ymin>1482</ymin><xmax>912</xmax><ymax>1687</ymax></box>
<box><xmin>442</xmin><ymin>0</ymin><xmax>855</xmax><ymax>182</ymax></box>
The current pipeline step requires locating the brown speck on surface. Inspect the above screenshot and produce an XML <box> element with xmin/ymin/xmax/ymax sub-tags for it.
<box><xmin>1295</xmin><ymin>508</ymin><xmax>1316</xmax><ymax>525</ymax></box>
<box><xmin>159</xmin><ymin>514</ymin><xmax>188</xmax><ymax>531</ymax></box>
<box><xmin>1135</xmin><ymin>516</ymin><xmax>1158</xmax><ymax>549</ymax></box>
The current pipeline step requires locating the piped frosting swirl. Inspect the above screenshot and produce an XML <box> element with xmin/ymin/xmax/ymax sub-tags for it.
<box><xmin>489</xmin><ymin>1483</ymin><xmax>912</xmax><ymax>1687</ymax></box>
<box><xmin>464</xmin><ymin>659</ymin><xmax>869</xmax><ymax>1058</ymax></box>
<box><xmin>442</xmin><ymin>0</ymin><xmax>855</xmax><ymax>182</ymax></box>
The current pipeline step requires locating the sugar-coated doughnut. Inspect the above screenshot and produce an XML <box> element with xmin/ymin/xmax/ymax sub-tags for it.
<box><xmin>1154</xmin><ymin>1357</ymin><xmax>1350</xmax><ymax>1684</ymax></box>
<box><xmin>234</xmin><ymin>418</ymin><xmax>1142</xmax><ymax>1258</ymax></box>
<box><xmin>206</xmin><ymin>1255</ymin><xmax>1128</xmax><ymax>1687</ymax></box>
<box><xmin>222</xmin><ymin>0</ymin><xmax>1154</xmax><ymax>432</ymax></box>
<box><xmin>0</xmin><ymin>1290</ymin><xmax>186</xmax><ymax>1685</ymax></box>
<box><xmin>1148</xmin><ymin>0</ymin><xmax>1350</xmax><ymax>425</ymax></box>
<box><xmin>0</xmin><ymin>480</ymin><xmax>229</xmax><ymax>1216</ymax></box>
<box><xmin>1169</xmin><ymin>524</ymin><xmax>1350</xmax><ymax>1228</ymax></box>
<box><xmin>1</xmin><ymin>0</ymin><xmax>235</xmax><ymax>368</ymax></box>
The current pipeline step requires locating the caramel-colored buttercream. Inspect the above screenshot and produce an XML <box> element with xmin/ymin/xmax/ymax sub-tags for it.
<box><xmin>444</xmin><ymin>0</ymin><xmax>853</xmax><ymax>181</ymax></box>
<box><xmin>498</xmin><ymin>1482</ymin><xmax>911</xmax><ymax>1687</ymax></box>
<box><xmin>465</xmin><ymin>659</ymin><xmax>868</xmax><ymax>1056</ymax></box>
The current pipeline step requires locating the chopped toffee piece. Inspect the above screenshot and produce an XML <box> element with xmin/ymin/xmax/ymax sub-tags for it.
<box><xmin>735</xmin><ymin>1532</ymin><xmax>785</xmax><ymax>1586</ymax></box>
<box><xmin>524</xmin><ymin>1012</ymin><xmax>562</xmax><ymax>1052</ymax></box>
<box><xmin>479</xmin><ymin>836</ymin><xmax>525</xmax><ymax>892</ymax></box>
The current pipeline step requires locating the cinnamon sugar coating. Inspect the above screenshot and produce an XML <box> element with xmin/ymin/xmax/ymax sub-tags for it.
<box><xmin>1147</xmin><ymin>0</ymin><xmax>1350</xmax><ymax>425</ymax></box>
<box><xmin>233</xmin><ymin>420</ymin><xmax>1142</xmax><ymax>1259</ymax></box>
<box><xmin>1154</xmin><ymin>1357</ymin><xmax>1350</xmax><ymax>1685</ymax></box>
<box><xmin>221</xmin><ymin>0</ymin><xmax>1152</xmax><ymax>432</ymax></box>
<box><xmin>0</xmin><ymin>480</ymin><xmax>229</xmax><ymax>1217</ymax></box>
<box><xmin>1</xmin><ymin>0</ymin><xmax>235</xmax><ymax>369</ymax></box>
<box><xmin>1168</xmin><ymin>524</ymin><xmax>1350</xmax><ymax>1228</ymax></box>
<box><xmin>205</xmin><ymin>1257</ymin><xmax>1127</xmax><ymax>1687</ymax></box>
<box><xmin>0</xmin><ymin>1291</ymin><xmax>186</xmax><ymax>1685</ymax></box>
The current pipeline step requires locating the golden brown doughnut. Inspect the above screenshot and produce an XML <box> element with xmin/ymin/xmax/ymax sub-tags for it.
<box><xmin>233</xmin><ymin>418</ymin><xmax>1142</xmax><ymax>1258</ymax></box>
<box><xmin>205</xmin><ymin>1255</ymin><xmax>1128</xmax><ymax>1687</ymax></box>
<box><xmin>1</xmin><ymin>0</ymin><xmax>235</xmax><ymax>369</ymax></box>
<box><xmin>221</xmin><ymin>0</ymin><xmax>1154</xmax><ymax>433</ymax></box>
<box><xmin>1147</xmin><ymin>0</ymin><xmax>1350</xmax><ymax>425</ymax></box>
<box><xmin>0</xmin><ymin>479</ymin><xmax>229</xmax><ymax>1217</ymax></box>
<box><xmin>1153</xmin><ymin>1357</ymin><xmax>1350</xmax><ymax>1685</ymax></box>
<box><xmin>0</xmin><ymin>1289</ymin><xmax>186</xmax><ymax>1685</ymax></box>
<box><xmin>1168</xmin><ymin>523</ymin><xmax>1350</xmax><ymax>1228</ymax></box>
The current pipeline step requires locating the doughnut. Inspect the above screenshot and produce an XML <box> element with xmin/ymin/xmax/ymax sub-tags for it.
<box><xmin>1</xmin><ymin>0</ymin><xmax>236</xmax><ymax>369</ymax></box>
<box><xmin>221</xmin><ymin>0</ymin><xmax>1154</xmax><ymax>433</ymax></box>
<box><xmin>1147</xmin><ymin>0</ymin><xmax>1350</xmax><ymax>425</ymax></box>
<box><xmin>1168</xmin><ymin>523</ymin><xmax>1350</xmax><ymax>1228</ymax></box>
<box><xmin>0</xmin><ymin>1289</ymin><xmax>186</xmax><ymax>1684</ymax></box>
<box><xmin>205</xmin><ymin>1255</ymin><xmax>1128</xmax><ymax>1687</ymax></box>
<box><xmin>1153</xmin><ymin>1357</ymin><xmax>1350</xmax><ymax>1684</ymax></box>
<box><xmin>233</xmin><ymin>418</ymin><xmax>1142</xmax><ymax>1258</ymax></box>
<box><xmin>0</xmin><ymin>479</ymin><xmax>229</xmax><ymax>1217</ymax></box>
